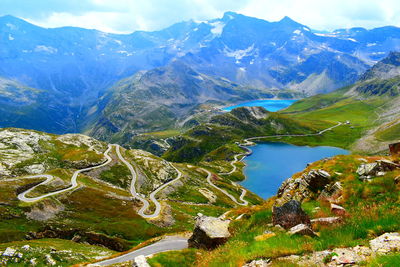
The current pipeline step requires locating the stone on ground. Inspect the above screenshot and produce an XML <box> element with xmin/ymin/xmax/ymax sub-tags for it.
<box><xmin>288</xmin><ymin>224</ymin><xmax>317</xmax><ymax>237</ymax></box>
<box><xmin>188</xmin><ymin>213</ymin><xmax>231</xmax><ymax>250</ymax></box>
<box><xmin>330</xmin><ymin>203</ymin><xmax>347</xmax><ymax>216</ymax></box>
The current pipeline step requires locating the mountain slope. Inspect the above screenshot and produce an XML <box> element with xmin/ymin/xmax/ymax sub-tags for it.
<box><xmin>163</xmin><ymin>106</ymin><xmax>316</xmax><ymax>163</ymax></box>
<box><xmin>282</xmin><ymin>52</ymin><xmax>400</xmax><ymax>153</ymax></box>
<box><xmin>0</xmin><ymin>127</ymin><xmax>262</xmax><ymax>265</ymax></box>
<box><xmin>86</xmin><ymin>61</ymin><xmax>288</xmax><ymax>143</ymax></box>
<box><xmin>1</xmin><ymin>13</ymin><xmax>400</xmax><ymax>134</ymax></box>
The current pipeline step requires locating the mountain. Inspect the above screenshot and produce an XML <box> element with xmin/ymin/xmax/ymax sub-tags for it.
<box><xmin>1</xmin><ymin>13</ymin><xmax>400</xmax><ymax>135</ymax></box>
<box><xmin>163</xmin><ymin>106</ymin><xmax>316</xmax><ymax>163</ymax></box>
<box><xmin>86</xmin><ymin>60</ymin><xmax>297</xmax><ymax>144</ymax></box>
<box><xmin>0</xmin><ymin>127</ymin><xmax>262</xmax><ymax>265</ymax></box>
<box><xmin>159</xmin><ymin>52</ymin><xmax>400</xmax><ymax>165</ymax></box>
<box><xmin>282</xmin><ymin>52</ymin><xmax>400</xmax><ymax>154</ymax></box>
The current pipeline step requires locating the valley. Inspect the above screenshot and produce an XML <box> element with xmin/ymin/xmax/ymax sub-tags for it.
<box><xmin>0</xmin><ymin>8</ymin><xmax>399</xmax><ymax>267</ymax></box>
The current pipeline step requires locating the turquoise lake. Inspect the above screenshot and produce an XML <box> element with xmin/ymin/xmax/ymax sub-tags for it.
<box><xmin>222</xmin><ymin>99</ymin><xmax>297</xmax><ymax>112</ymax></box>
<box><xmin>241</xmin><ymin>143</ymin><xmax>349</xmax><ymax>199</ymax></box>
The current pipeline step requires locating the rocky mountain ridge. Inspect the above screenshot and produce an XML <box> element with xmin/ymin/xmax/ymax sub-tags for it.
<box><xmin>1</xmin><ymin>13</ymin><xmax>400</xmax><ymax>134</ymax></box>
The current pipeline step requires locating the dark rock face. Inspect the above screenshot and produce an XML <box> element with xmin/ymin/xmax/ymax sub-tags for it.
<box><xmin>26</xmin><ymin>227</ymin><xmax>130</xmax><ymax>251</ymax></box>
<box><xmin>188</xmin><ymin>214</ymin><xmax>231</xmax><ymax>250</ymax></box>
<box><xmin>389</xmin><ymin>142</ymin><xmax>400</xmax><ymax>156</ymax></box>
<box><xmin>272</xmin><ymin>200</ymin><xmax>311</xmax><ymax>229</ymax></box>
<box><xmin>303</xmin><ymin>170</ymin><xmax>331</xmax><ymax>192</ymax></box>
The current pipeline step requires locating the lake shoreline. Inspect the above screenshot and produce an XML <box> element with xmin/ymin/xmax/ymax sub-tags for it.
<box><xmin>239</xmin><ymin>142</ymin><xmax>349</xmax><ymax>199</ymax></box>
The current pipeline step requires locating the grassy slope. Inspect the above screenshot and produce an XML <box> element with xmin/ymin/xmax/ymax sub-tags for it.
<box><xmin>164</xmin><ymin>110</ymin><xmax>317</xmax><ymax>163</ymax></box>
<box><xmin>1</xmin><ymin>129</ymin><xmax>255</xmax><ymax>265</ymax></box>
<box><xmin>149</xmin><ymin>154</ymin><xmax>400</xmax><ymax>266</ymax></box>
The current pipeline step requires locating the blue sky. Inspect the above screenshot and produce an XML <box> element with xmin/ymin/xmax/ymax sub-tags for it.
<box><xmin>0</xmin><ymin>0</ymin><xmax>398</xmax><ymax>33</ymax></box>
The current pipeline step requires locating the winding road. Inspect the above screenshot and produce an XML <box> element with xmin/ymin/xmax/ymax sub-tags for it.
<box><xmin>201</xmin><ymin>168</ymin><xmax>248</xmax><ymax>206</ymax></box>
<box><xmin>214</xmin><ymin>121</ymin><xmax>344</xmax><ymax>207</ymax></box>
<box><xmin>17</xmin><ymin>144</ymin><xmax>182</xmax><ymax>219</ymax></box>
<box><xmin>94</xmin><ymin>236</ymin><xmax>189</xmax><ymax>266</ymax></box>
<box><xmin>17</xmin><ymin>145</ymin><xmax>113</xmax><ymax>202</ymax></box>
<box><xmin>115</xmin><ymin>145</ymin><xmax>182</xmax><ymax>219</ymax></box>
<box><xmin>245</xmin><ymin>122</ymin><xmax>343</xmax><ymax>141</ymax></box>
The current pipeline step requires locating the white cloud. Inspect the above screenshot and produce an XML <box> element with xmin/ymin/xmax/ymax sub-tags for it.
<box><xmin>3</xmin><ymin>0</ymin><xmax>400</xmax><ymax>33</ymax></box>
<box><xmin>239</xmin><ymin>0</ymin><xmax>400</xmax><ymax>31</ymax></box>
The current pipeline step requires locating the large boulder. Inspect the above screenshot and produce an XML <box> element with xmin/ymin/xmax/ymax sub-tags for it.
<box><xmin>276</xmin><ymin>169</ymin><xmax>331</xmax><ymax>204</ymax></box>
<box><xmin>303</xmin><ymin>170</ymin><xmax>331</xmax><ymax>192</ymax></box>
<box><xmin>188</xmin><ymin>213</ymin><xmax>231</xmax><ymax>250</ymax></box>
<box><xmin>272</xmin><ymin>200</ymin><xmax>311</xmax><ymax>229</ymax></box>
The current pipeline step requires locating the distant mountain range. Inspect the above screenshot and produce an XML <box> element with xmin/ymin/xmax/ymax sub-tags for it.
<box><xmin>0</xmin><ymin>12</ymin><xmax>400</xmax><ymax>135</ymax></box>
<box><xmin>163</xmin><ymin>52</ymin><xmax>400</xmax><ymax>162</ymax></box>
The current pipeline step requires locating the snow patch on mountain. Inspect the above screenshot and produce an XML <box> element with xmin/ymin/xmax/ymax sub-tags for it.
<box><xmin>34</xmin><ymin>45</ymin><xmax>58</xmax><ymax>54</ymax></box>
<box><xmin>210</xmin><ymin>21</ymin><xmax>225</xmax><ymax>36</ymax></box>
<box><xmin>224</xmin><ymin>44</ymin><xmax>255</xmax><ymax>61</ymax></box>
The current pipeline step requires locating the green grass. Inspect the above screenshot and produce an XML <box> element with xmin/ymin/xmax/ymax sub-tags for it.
<box><xmin>367</xmin><ymin>253</ymin><xmax>400</xmax><ymax>266</ymax></box>
<box><xmin>99</xmin><ymin>164</ymin><xmax>131</xmax><ymax>188</ymax></box>
<box><xmin>375</xmin><ymin>121</ymin><xmax>400</xmax><ymax>141</ymax></box>
<box><xmin>148</xmin><ymin>249</ymin><xmax>198</xmax><ymax>267</ymax></box>
<box><xmin>143</xmin><ymin>129</ymin><xmax>182</xmax><ymax>138</ymax></box>
<box><xmin>188</xmin><ymin>154</ymin><xmax>400</xmax><ymax>267</ymax></box>
<box><xmin>0</xmin><ymin>238</ymin><xmax>113</xmax><ymax>266</ymax></box>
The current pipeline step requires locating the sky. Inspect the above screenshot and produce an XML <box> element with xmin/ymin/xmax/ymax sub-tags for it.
<box><xmin>1</xmin><ymin>0</ymin><xmax>399</xmax><ymax>33</ymax></box>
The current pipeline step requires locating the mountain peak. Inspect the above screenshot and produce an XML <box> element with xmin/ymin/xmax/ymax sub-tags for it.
<box><xmin>278</xmin><ymin>16</ymin><xmax>303</xmax><ymax>27</ymax></box>
<box><xmin>360</xmin><ymin>51</ymin><xmax>400</xmax><ymax>81</ymax></box>
<box><xmin>222</xmin><ymin>11</ymin><xmax>241</xmax><ymax>21</ymax></box>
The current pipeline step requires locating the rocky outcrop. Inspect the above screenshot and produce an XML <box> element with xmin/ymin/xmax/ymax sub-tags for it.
<box><xmin>243</xmin><ymin>258</ymin><xmax>271</xmax><ymax>267</ymax></box>
<box><xmin>272</xmin><ymin>200</ymin><xmax>311</xmax><ymax>229</ymax></box>
<box><xmin>277</xmin><ymin>170</ymin><xmax>331</xmax><ymax>204</ymax></box>
<box><xmin>0</xmin><ymin>129</ymin><xmax>51</xmax><ymax>176</ymax></box>
<box><xmin>319</xmin><ymin>182</ymin><xmax>343</xmax><ymax>200</ymax></box>
<box><xmin>188</xmin><ymin>213</ymin><xmax>231</xmax><ymax>250</ymax></box>
<box><xmin>26</xmin><ymin>227</ymin><xmax>130</xmax><ymax>251</ymax></box>
<box><xmin>271</xmin><ymin>232</ymin><xmax>400</xmax><ymax>266</ymax></box>
<box><xmin>357</xmin><ymin>160</ymin><xmax>399</xmax><ymax>180</ymax></box>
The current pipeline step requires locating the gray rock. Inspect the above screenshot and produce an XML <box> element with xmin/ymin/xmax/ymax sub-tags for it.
<box><xmin>242</xmin><ymin>258</ymin><xmax>271</xmax><ymax>267</ymax></box>
<box><xmin>188</xmin><ymin>213</ymin><xmax>231</xmax><ymax>250</ymax></box>
<box><xmin>272</xmin><ymin>200</ymin><xmax>311</xmax><ymax>229</ymax></box>
<box><xmin>357</xmin><ymin>160</ymin><xmax>399</xmax><ymax>178</ymax></box>
<box><xmin>21</xmin><ymin>245</ymin><xmax>30</xmax><ymax>251</ymax></box>
<box><xmin>311</xmin><ymin>217</ymin><xmax>342</xmax><ymax>225</ymax></box>
<box><xmin>319</xmin><ymin>182</ymin><xmax>342</xmax><ymax>199</ymax></box>
<box><xmin>369</xmin><ymin>232</ymin><xmax>400</xmax><ymax>254</ymax></box>
<box><xmin>134</xmin><ymin>255</ymin><xmax>150</xmax><ymax>267</ymax></box>
<box><xmin>2</xmin><ymin>247</ymin><xmax>16</xmax><ymax>257</ymax></box>
<box><xmin>288</xmin><ymin>224</ymin><xmax>317</xmax><ymax>237</ymax></box>
<box><xmin>45</xmin><ymin>254</ymin><xmax>56</xmax><ymax>266</ymax></box>
<box><xmin>30</xmin><ymin>258</ymin><xmax>37</xmax><ymax>266</ymax></box>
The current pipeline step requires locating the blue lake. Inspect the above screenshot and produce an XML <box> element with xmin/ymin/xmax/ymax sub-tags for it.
<box><xmin>241</xmin><ymin>143</ymin><xmax>349</xmax><ymax>199</ymax></box>
<box><xmin>222</xmin><ymin>99</ymin><xmax>297</xmax><ymax>112</ymax></box>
